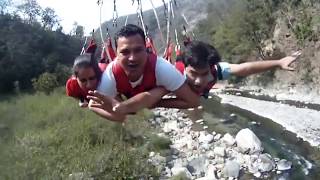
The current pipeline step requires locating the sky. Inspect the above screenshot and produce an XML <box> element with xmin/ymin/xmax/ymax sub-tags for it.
<box><xmin>32</xmin><ymin>0</ymin><xmax>164</xmax><ymax>35</ymax></box>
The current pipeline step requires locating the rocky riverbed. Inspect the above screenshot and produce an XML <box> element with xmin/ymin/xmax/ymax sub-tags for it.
<box><xmin>148</xmin><ymin>108</ymin><xmax>295</xmax><ymax>179</ymax></box>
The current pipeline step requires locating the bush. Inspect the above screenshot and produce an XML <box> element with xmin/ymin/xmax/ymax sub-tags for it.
<box><xmin>32</xmin><ymin>72</ymin><xmax>58</xmax><ymax>94</ymax></box>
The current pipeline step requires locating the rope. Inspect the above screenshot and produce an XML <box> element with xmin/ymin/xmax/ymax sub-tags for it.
<box><xmin>165</xmin><ymin>0</ymin><xmax>171</xmax><ymax>47</ymax></box>
<box><xmin>124</xmin><ymin>15</ymin><xmax>129</xmax><ymax>26</ymax></box>
<box><xmin>148</xmin><ymin>0</ymin><xmax>165</xmax><ymax>45</ymax></box>
<box><xmin>181</xmin><ymin>13</ymin><xmax>196</xmax><ymax>39</ymax></box>
<box><xmin>112</xmin><ymin>0</ymin><xmax>118</xmax><ymax>27</ymax></box>
<box><xmin>80</xmin><ymin>37</ymin><xmax>88</xmax><ymax>55</ymax></box>
<box><xmin>98</xmin><ymin>0</ymin><xmax>106</xmax><ymax>50</ymax></box>
<box><xmin>137</xmin><ymin>0</ymin><xmax>147</xmax><ymax>36</ymax></box>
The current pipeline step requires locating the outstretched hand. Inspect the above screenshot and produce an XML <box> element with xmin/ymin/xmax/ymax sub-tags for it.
<box><xmin>87</xmin><ymin>90</ymin><xmax>120</xmax><ymax>112</ymax></box>
<box><xmin>279</xmin><ymin>51</ymin><xmax>302</xmax><ymax>71</ymax></box>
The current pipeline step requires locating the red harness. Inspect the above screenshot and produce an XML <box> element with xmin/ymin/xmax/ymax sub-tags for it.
<box><xmin>146</xmin><ymin>37</ymin><xmax>157</xmax><ymax>55</ymax></box>
<box><xmin>112</xmin><ymin>54</ymin><xmax>157</xmax><ymax>98</ymax></box>
<box><xmin>106</xmin><ymin>37</ymin><xmax>116</xmax><ymax>61</ymax></box>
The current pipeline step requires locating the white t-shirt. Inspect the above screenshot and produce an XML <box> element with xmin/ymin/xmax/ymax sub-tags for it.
<box><xmin>97</xmin><ymin>57</ymin><xmax>185</xmax><ymax>97</ymax></box>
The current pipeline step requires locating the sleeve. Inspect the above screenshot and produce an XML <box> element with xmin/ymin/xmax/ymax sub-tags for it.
<box><xmin>156</xmin><ymin>57</ymin><xmax>186</xmax><ymax>91</ymax></box>
<box><xmin>96</xmin><ymin>63</ymin><xmax>118</xmax><ymax>97</ymax></box>
<box><xmin>217</xmin><ymin>62</ymin><xmax>231</xmax><ymax>80</ymax></box>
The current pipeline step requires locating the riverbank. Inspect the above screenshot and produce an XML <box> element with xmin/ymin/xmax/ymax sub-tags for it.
<box><xmin>209</xmin><ymin>88</ymin><xmax>320</xmax><ymax>147</ymax></box>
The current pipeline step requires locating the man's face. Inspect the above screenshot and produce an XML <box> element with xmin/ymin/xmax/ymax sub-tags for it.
<box><xmin>185</xmin><ymin>65</ymin><xmax>210</xmax><ymax>94</ymax></box>
<box><xmin>116</xmin><ymin>34</ymin><xmax>148</xmax><ymax>80</ymax></box>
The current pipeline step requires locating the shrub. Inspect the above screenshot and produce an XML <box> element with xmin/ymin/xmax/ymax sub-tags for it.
<box><xmin>32</xmin><ymin>72</ymin><xmax>58</xmax><ymax>94</ymax></box>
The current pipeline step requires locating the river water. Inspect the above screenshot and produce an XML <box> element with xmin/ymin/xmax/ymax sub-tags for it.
<box><xmin>185</xmin><ymin>95</ymin><xmax>320</xmax><ymax>179</ymax></box>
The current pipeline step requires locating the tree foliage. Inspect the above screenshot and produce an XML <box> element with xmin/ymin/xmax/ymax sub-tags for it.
<box><xmin>32</xmin><ymin>72</ymin><xmax>59</xmax><ymax>94</ymax></box>
<box><xmin>0</xmin><ymin>11</ymin><xmax>82</xmax><ymax>93</ymax></box>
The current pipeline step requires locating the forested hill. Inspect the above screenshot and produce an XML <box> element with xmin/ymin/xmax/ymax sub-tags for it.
<box><xmin>0</xmin><ymin>0</ymin><xmax>84</xmax><ymax>94</ymax></box>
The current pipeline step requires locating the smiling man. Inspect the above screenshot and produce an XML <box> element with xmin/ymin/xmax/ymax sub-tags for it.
<box><xmin>88</xmin><ymin>24</ymin><xmax>200</xmax><ymax>121</ymax></box>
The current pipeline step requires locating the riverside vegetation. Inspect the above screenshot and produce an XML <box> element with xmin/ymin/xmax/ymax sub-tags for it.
<box><xmin>0</xmin><ymin>88</ymin><xmax>172</xmax><ymax>179</ymax></box>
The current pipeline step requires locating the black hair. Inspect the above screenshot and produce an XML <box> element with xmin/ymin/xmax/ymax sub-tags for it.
<box><xmin>183</xmin><ymin>41</ymin><xmax>221</xmax><ymax>69</ymax></box>
<box><xmin>114</xmin><ymin>24</ymin><xmax>146</xmax><ymax>49</ymax></box>
<box><xmin>72</xmin><ymin>53</ymin><xmax>102</xmax><ymax>81</ymax></box>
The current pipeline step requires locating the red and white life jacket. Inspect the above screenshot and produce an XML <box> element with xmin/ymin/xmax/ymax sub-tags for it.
<box><xmin>112</xmin><ymin>53</ymin><xmax>157</xmax><ymax>98</ymax></box>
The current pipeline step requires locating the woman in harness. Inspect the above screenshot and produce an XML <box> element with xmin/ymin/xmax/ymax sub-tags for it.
<box><xmin>66</xmin><ymin>38</ymin><xmax>109</xmax><ymax>107</ymax></box>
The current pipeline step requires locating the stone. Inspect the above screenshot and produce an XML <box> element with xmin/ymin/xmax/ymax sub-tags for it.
<box><xmin>149</xmin><ymin>151</ymin><xmax>155</xmax><ymax>157</ymax></box>
<box><xmin>223</xmin><ymin>160</ymin><xmax>240</xmax><ymax>178</ymax></box>
<box><xmin>235</xmin><ymin>128</ymin><xmax>263</xmax><ymax>154</ymax></box>
<box><xmin>221</xmin><ymin>133</ymin><xmax>236</xmax><ymax>146</ymax></box>
<box><xmin>253</xmin><ymin>172</ymin><xmax>261</xmax><ymax>178</ymax></box>
<box><xmin>187</xmin><ymin>156</ymin><xmax>206</xmax><ymax>174</ymax></box>
<box><xmin>214</xmin><ymin>134</ymin><xmax>222</xmax><ymax>141</ymax></box>
<box><xmin>171</xmin><ymin>167</ymin><xmax>192</xmax><ymax>178</ymax></box>
<box><xmin>257</xmin><ymin>153</ymin><xmax>275</xmax><ymax>172</ymax></box>
<box><xmin>199</xmin><ymin>132</ymin><xmax>214</xmax><ymax>144</ymax></box>
<box><xmin>196</xmin><ymin>119</ymin><xmax>204</xmax><ymax>123</ymax></box>
<box><xmin>277</xmin><ymin>159</ymin><xmax>292</xmax><ymax>171</ymax></box>
<box><xmin>213</xmin><ymin>147</ymin><xmax>226</xmax><ymax>157</ymax></box>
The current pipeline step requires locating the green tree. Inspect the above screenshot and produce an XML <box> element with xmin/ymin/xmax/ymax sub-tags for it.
<box><xmin>41</xmin><ymin>7</ymin><xmax>59</xmax><ymax>30</ymax></box>
<box><xmin>17</xmin><ymin>0</ymin><xmax>42</xmax><ymax>24</ymax></box>
<box><xmin>32</xmin><ymin>72</ymin><xmax>58</xmax><ymax>94</ymax></box>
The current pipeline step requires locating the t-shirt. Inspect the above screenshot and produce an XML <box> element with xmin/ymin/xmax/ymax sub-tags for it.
<box><xmin>97</xmin><ymin>57</ymin><xmax>185</xmax><ymax>97</ymax></box>
<box><xmin>209</xmin><ymin>62</ymin><xmax>231</xmax><ymax>81</ymax></box>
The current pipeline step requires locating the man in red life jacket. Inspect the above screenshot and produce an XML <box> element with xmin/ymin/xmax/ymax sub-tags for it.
<box><xmin>88</xmin><ymin>24</ymin><xmax>200</xmax><ymax>122</ymax></box>
<box><xmin>174</xmin><ymin>41</ymin><xmax>301</xmax><ymax>98</ymax></box>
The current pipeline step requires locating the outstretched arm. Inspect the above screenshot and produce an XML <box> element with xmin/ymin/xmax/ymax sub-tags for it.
<box><xmin>230</xmin><ymin>51</ymin><xmax>301</xmax><ymax>76</ymax></box>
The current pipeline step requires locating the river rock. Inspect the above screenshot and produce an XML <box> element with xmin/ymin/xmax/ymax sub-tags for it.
<box><xmin>171</xmin><ymin>166</ymin><xmax>192</xmax><ymax>178</ymax></box>
<box><xmin>163</xmin><ymin>120</ymin><xmax>179</xmax><ymax>133</ymax></box>
<box><xmin>257</xmin><ymin>153</ymin><xmax>275</xmax><ymax>172</ymax></box>
<box><xmin>187</xmin><ymin>156</ymin><xmax>206</xmax><ymax>174</ymax></box>
<box><xmin>277</xmin><ymin>159</ymin><xmax>292</xmax><ymax>171</ymax></box>
<box><xmin>223</xmin><ymin>160</ymin><xmax>240</xmax><ymax>178</ymax></box>
<box><xmin>214</xmin><ymin>134</ymin><xmax>222</xmax><ymax>141</ymax></box>
<box><xmin>235</xmin><ymin>128</ymin><xmax>263</xmax><ymax>154</ymax></box>
<box><xmin>221</xmin><ymin>133</ymin><xmax>236</xmax><ymax>146</ymax></box>
<box><xmin>213</xmin><ymin>147</ymin><xmax>226</xmax><ymax>157</ymax></box>
<box><xmin>199</xmin><ymin>132</ymin><xmax>214</xmax><ymax>144</ymax></box>
<box><xmin>196</xmin><ymin>119</ymin><xmax>204</xmax><ymax>123</ymax></box>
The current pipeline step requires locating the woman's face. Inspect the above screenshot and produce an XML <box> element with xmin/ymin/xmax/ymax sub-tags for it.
<box><xmin>76</xmin><ymin>67</ymin><xmax>98</xmax><ymax>92</ymax></box>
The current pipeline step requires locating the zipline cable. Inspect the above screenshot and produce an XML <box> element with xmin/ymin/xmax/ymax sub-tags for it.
<box><xmin>148</xmin><ymin>0</ymin><xmax>165</xmax><ymax>45</ymax></box>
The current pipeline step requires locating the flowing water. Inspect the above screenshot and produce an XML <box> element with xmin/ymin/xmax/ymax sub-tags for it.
<box><xmin>185</xmin><ymin>95</ymin><xmax>320</xmax><ymax>179</ymax></box>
